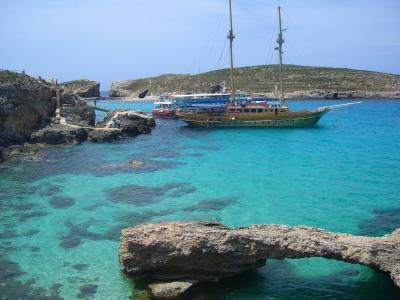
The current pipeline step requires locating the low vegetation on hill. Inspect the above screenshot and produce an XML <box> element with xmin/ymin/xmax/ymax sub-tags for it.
<box><xmin>109</xmin><ymin>65</ymin><xmax>400</xmax><ymax>98</ymax></box>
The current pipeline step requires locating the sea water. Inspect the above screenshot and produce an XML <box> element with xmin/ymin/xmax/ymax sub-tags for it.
<box><xmin>1</xmin><ymin>100</ymin><xmax>400</xmax><ymax>299</ymax></box>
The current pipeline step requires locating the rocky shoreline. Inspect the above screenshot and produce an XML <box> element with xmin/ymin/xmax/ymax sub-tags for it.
<box><xmin>254</xmin><ymin>90</ymin><xmax>400</xmax><ymax>99</ymax></box>
<box><xmin>119</xmin><ymin>221</ymin><xmax>400</xmax><ymax>299</ymax></box>
<box><xmin>0</xmin><ymin>70</ymin><xmax>155</xmax><ymax>163</ymax></box>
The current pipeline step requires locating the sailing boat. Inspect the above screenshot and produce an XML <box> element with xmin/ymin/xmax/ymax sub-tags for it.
<box><xmin>176</xmin><ymin>3</ymin><xmax>331</xmax><ymax>127</ymax></box>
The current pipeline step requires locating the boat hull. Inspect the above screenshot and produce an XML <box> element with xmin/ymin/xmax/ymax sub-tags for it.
<box><xmin>151</xmin><ymin>109</ymin><xmax>177</xmax><ymax>119</ymax></box>
<box><xmin>176</xmin><ymin>109</ymin><xmax>329</xmax><ymax>127</ymax></box>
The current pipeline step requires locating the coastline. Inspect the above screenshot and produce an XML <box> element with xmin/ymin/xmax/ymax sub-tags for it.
<box><xmin>88</xmin><ymin>97</ymin><xmax>400</xmax><ymax>103</ymax></box>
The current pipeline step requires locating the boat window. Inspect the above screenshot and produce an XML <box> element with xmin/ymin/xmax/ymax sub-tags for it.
<box><xmin>251</xmin><ymin>109</ymin><xmax>257</xmax><ymax>113</ymax></box>
<box><xmin>257</xmin><ymin>109</ymin><xmax>263</xmax><ymax>113</ymax></box>
<box><xmin>237</xmin><ymin>108</ymin><xmax>242</xmax><ymax>112</ymax></box>
<box><xmin>229</xmin><ymin>108</ymin><xmax>236</xmax><ymax>112</ymax></box>
<box><xmin>244</xmin><ymin>109</ymin><xmax>250</xmax><ymax>113</ymax></box>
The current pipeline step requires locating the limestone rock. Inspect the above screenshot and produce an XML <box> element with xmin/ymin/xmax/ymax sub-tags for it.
<box><xmin>148</xmin><ymin>281</ymin><xmax>197</xmax><ymax>299</ymax></box>
<box><xmin>119</xmin><ymin>221</ymin><xmax>400</xmax><ymax>288</ymax></box>
<box><xmin>109</xmin><ymin>81</ymin><xmax>136</xmax><ymax>98</ymax></box>
<box><xmin>0</xmin><ymin>70</ymin><xmax>55</xmax><ymax>147</ymax></box>
<box><xmin>61</xmin><ymin>103</ymin><xmax>95</xmax><ymax>127</ymax></box>
<box><xmin>61</xmin><ymin>80</ymin><xmax>100</xmax><ymax>98</ymax></box>
<box><xmin>30</xmin><ymin>124</ymin><xmax>88</xmax><ymax>145</ymax></box>
<box><xmin>88</xmin><ymin>129</ymin><xmax>120</xmax><ymax>143</ymax></box>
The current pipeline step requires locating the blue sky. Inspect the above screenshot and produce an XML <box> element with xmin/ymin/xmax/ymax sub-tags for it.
<box><xmin>1</xmin><ymin>0</ymin><xmax>399</xmax><ymax>89</ymax></box>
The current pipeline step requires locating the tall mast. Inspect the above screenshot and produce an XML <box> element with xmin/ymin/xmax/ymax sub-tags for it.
<box><xmin>277</xmin><ymin>6</ymin><xmax>285</xmax><ymax>104</ymax></box>
<box><xmin>228</xmin><ymin>0</ymin><xmax>236</xmax><ymax>103</ymax></box>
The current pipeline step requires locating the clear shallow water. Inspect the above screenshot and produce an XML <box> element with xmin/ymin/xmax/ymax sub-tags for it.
<box><xmin>1</xmin><ymin>100</ymin><xmax>400</xmax><ymax>299</ymax></box>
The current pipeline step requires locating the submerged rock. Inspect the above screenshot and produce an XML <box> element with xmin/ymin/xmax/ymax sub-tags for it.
<box><xmin>148</xmin><ymin>281</ymin><xmax>197</xmax><ymax>299</ymax></box>
<box><xmin>128</xmin><ymin>159</ymin><xmax>144</xmax><ymax>168</ymax></box>
<box><xmin>119</xmin><ymin>221</ymin><xmax>400</xmax><ymax>297</ymax></box>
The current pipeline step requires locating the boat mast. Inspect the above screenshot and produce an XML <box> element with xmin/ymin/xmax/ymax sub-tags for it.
<box><xmin>228</xmin><ymin>0</ymin><xmax>236</xmax><ymax>103</ymax></box>
<box><xmin>277</xmin><ymin>6</ymin><xmax>285</xmax><ymax>105</ymax></box>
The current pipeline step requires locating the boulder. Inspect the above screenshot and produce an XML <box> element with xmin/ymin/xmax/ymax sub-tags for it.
<box><xmin>119</xmin><ymin>221</ymin><xmax>400</xmax><ymax>292</ymax></box>
<box><xmin>30</xmin><ymin>124</ymin><xmax>88</xmax><ymax>145</ymax></box>
<box><xmin>88</xmin><ymin>129</ymin><xmax>120</xmax><ymax>143</ymax></box>
<box><xmin>61</xmin><ymin>103</ymin><xmax>95</xmax><ymax>127</ymax></box>
<box><xmin>148</xmin><ymin>281</ymin><xmax>197</xmax><ymax>299</ymax></box>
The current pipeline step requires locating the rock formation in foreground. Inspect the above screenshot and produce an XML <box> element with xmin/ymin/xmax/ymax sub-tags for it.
<box><xmin>119</xmin><ymin>221</ymin><xmax>400</xmax><ymax>298</ymax></box>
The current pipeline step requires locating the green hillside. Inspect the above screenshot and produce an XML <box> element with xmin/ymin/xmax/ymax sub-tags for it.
<box><xmin>109</xmin><ymin>65</ymin><xmax>400</xmax><ymax>97</ymax></box>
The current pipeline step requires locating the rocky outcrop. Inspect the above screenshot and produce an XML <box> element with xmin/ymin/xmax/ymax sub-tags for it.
<box><xmin>109</xmin><ymin>80</ymin><xmax>136</xmax><ymax>98</ymax></box>
<box><xmin>60</xmin><ymin>92</ymin><xmax>95</xmax><ymax>127</ymax></box>
<box><xmin>119</xmin><ymin>221</ymin><xmax>400</xmax><ymax>297</ymax></box>
<box><xmin>30</xmin><ymin>110</ymin><xmax>155</xmax><ymax>145</ymax></box>
<box><xmin>59</xmin><ymin>81</ymin><xmax>97</xmax><ymax>127</ymax></box>
<box><xmin>89</xmin><ymin>110</ymin><xmax>155</xmax><ymax>142</ymax></box>
<box><xmin>0</xmin><ymin>70</ymin><xmax>100</xmax><ymax>158</ymax></box>
<box><xmin>0</xmin><ymin>70</ymin><xmax>55</xmax><ymax>147</ymax></box>
<box><xmin>30</xmin><ymin>124</ymin><xmax>88</xmax><ymax>145</ymax></box>
<box><xmin>61</xmin><ymin>80</ymin><xmax>100</xmax><ymax>98</ymax></box>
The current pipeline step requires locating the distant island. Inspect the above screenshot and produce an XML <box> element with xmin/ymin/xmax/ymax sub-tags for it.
<box><xmin>110</xmin><ymin>64</ymin><xmax>400</xmax><ymax>99</ymax></box>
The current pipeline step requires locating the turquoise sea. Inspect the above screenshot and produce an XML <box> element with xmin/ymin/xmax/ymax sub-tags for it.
<box><xmin>1</xmin><ymin>99</ymin><xmax>400</xmax><ymax>299</ymax></box>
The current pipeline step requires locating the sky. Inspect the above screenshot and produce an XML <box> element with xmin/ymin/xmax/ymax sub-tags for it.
<box><xmin>1</xmin><ymin>0</ymin><xmax>399</xmax><ymax>90</ymax></box>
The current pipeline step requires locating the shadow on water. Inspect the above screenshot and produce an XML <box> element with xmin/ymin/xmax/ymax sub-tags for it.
<box><xmin>180</xmin><ymin>260</ymin><xmax>400</xmax><ymax>300</ymax></box>
<box><xmin>358</xmin><ymin>207</ymin><xmax>400</xmax><ymax>236</ymax></box>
